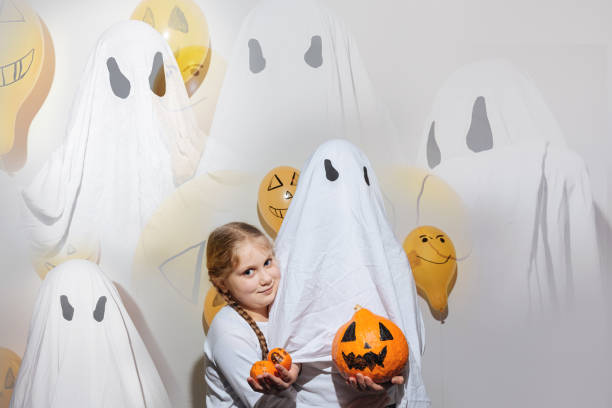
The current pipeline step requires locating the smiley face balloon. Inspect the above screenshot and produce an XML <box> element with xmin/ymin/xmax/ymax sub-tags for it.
<box><xmin>0</xmin><ymin>348</ymin><xmax>20</xmax><ymax>408</ymax></box>
<box><xmin>131</xmin><ymin>0</ymin><xmax>211</xmax><ymax>96</ymax></box>
<box><xmin>0</xmin><ymin>0</ymin><xmax>54</xmax><ymax>171</ymax></box>
<box><xmin>403</xmin><ymin>225</ymin><xmax>457</xmax><ymax>321</ymax></box>
<box><xmin>257</xmin><ymin>166</ymin><xmax>299</xmax><ymax>237</ymax></box>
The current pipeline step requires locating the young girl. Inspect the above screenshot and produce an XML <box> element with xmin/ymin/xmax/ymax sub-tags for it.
<box><xmin>204</xmin><ymin>222</ymin><xmax>300</xmax><ymax>407</ymax></box>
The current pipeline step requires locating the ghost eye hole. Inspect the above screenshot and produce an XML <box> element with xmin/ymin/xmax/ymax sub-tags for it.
<box><xmin>341</xmin><ymin>321</ymin><xmax>356</xmax><ymax>342</ymax></box>
<box><xmin>324</xmin><ymin>159</ymin><xmax>339</xmax><ymax>181</ymax></box>
<box><xmin>60</xmin><ymin>295</ymin><xmax>74</xmax><ymax>321</ymax></box>
<box><xmin>379</xmin><ymin>323</ymin><xmax>394</xmax><ymax>341</ymax></box>
<box><xmin>149</xmin><ymin>51</ymin><xmax>166</xmax><ymax>97</ymax></box>
<box><xmin>363</xmin><ymin>166</ymin><xmax>370</xmax><ymax>186</ymax></box>
<box><xmin>106</xmin><ymin>57</ymin><xmax>131</xmax><ymax>99</ymax></box>
<box><xmin>248</xmin><ymin>38</ymin><xmax>266</xmax><ymax>74</ymax></box>
<box><xmin>304</xmin><ymin>35</ymin><xmax>323</xmax><ymax>68</ymax></box>
<box><xmin>93</xmin><ymin>296</ymin><xmax>107</xmax><ymax>322</ymax></box>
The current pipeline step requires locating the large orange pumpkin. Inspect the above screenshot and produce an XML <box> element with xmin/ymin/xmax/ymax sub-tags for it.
<box><xmin>332</xmin><ymin>306</ymin><xmax>408</xmax><ymax>383</ymax></box>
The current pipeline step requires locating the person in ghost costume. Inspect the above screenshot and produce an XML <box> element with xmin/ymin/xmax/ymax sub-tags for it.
<box><xmin>267</xmin><ymin>140</ymin><xmax>430</xmax><ymax>408</ymax></box>
<box><xmin>412</xmin><ymin>60</ymin><xmax>606</xmax><ymax>407</ymax></box>
<box><xmin>9</xmin><ymin>259</ymin><xmax>171</xmax><ymax>408</ymax></box>
<box><xmin>21</xmin><ymin>20</ymin><xmax>204</xmax><ymax>287</ymax></box>
<box><xmin>196</xmin><ymin>0</ymin><xmax>401</xmax><ymax>178</ymax></box>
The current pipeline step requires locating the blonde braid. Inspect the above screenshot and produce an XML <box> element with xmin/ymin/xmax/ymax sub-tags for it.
<box><xmin>206</xmin><ymin>222</ymin><xmax>274</xmax><ymax>361</ymax></box>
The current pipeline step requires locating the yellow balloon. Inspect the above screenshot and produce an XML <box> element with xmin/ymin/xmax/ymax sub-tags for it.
<box><xmin>0</xmin><ymin>348</ymin><xmax>20</xmax><ymax>408</ymax></box>
<box><xmin>257</xmin><ymin>166</ymin><xmax>299</xmax><ymax>238</ymax></box>
<box><xmin>131</xmin><ymin>0</ymin><xmax>211</xmax><ymax>96</ymax></box>
<box><xmin>32</xmin><ymin>239</ymin><xmax>100</xmax><ymax>280</ymax></box>
<box><xmin>0</xmin><ymin>0</ymin><xmax>54</xmax><ymax>171</ymax></box>
<box><xmin>403</xmin><ymin>225</ymin><xmax>457</xmax><ymax>321</ymax></box>
<box><xmin>203</xmin><ymin>286</ymin><xmax>226</xmax><ymax>334</ymax></box>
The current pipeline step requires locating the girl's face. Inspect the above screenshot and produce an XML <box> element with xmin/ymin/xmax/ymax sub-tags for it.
<box><xmin>219</xmin><ymin>238</ymin><xmax>280</xmax><ymax>321</ymax></box>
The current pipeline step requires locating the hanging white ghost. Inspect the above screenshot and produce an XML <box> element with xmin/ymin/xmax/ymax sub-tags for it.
<box><xmin>268</xmin><ymin>139</ymin><xmax>429</xmax><ymax>407</ymax></box>
<box><xmin>196</xmin><ymin>0</ymin><xmax>401</xmax><ymax>178</ymax></box>
<box><xmin>416</xmin><ymin>59</ymin><xmax>566</xmax><ymax>170</ymax></box>
<box><xmin>411</xmin><ymin>60</ymin><xmax>605</xmax><ymax>407</ymax></box>
<box><xmin>10</xmin><ymin>259</ymin><xmax>171</xmax><ymax>408</ymax></box>
<box><xmin>22</xmin><ymin>21</ymin><xmax>203</xmax><ymax>287</ymax></box>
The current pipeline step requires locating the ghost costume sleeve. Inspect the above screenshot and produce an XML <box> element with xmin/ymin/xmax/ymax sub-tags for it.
<box><xmin>21</xmin><ymin>21</ymin><xmax>203</xmax><ymax>286</ymax></box>
<box><xmin>267</xmin><ymin>140</ymin><xmax>429</xmax><ymax>407</ymax></box>
<box><xmin>204</xmin><ymin>307</ymin><xmax>295</xmax><ymax>408</ymax></box>
<box><xmin>9</xmin><ymin>259</ymin><xmax>170</xmax><ymax>408</ymax></box>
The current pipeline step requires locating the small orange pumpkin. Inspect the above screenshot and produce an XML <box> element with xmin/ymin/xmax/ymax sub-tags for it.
<box><xmin>267</xmin><ymin>347</ymin><xmax>292</xmax><ymax>371</ymax></box>
<box><xmin>250</xmin><ymin>360</ymin><xmax>278</xmax><ymax>378</ymax></box>
<box><xmin>332</xmin><ymin>305</ymin><xmax>409</xmax><ymax>383</ymax></box>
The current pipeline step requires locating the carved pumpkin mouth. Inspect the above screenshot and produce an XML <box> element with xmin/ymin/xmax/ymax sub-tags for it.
<box><xmin>1</xmin><ymin>48</ymin><xmax>34</xmax><ymax>87</ymax></box>
<box><xmin>341</xmin><ymin>345</ymin><xmax>387</xmax><ymax>370</ymax></box>
<box><xmin>267</xmin><ymin>205</ymin><xmax>288</xmax><ymax>219</ymax></box>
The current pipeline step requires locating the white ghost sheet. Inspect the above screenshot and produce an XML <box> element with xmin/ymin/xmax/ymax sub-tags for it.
<box><xmin>197</xmin><ymin>0</ymin><xmax>401</xmax><ymax>177</ymax></box>
<box><xmin>10</xmin><ymin>259</ymin><xmax>171</xmax><ymax>408</ymax></box>
<box><xmin>416</xmin><ymin>59</ymin><xmax>567</xmax><ymax>170</ymax></box>
<box><xmin>268</xmin><ymin>140</ymin><xmax>429</xmax><ymax>407</ymax></box>
<box><xmin>21</xmin><ymin>21</ymin><xmax>203</xmax><ymax>287</ymax></box>
<box><xmin>416</xmin><ymin>59</ymin><xmax>601</xmax><ymax>313</ymax></box>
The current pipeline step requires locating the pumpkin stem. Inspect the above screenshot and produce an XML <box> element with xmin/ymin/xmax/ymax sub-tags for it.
<box><xmin>354</xmin><ymin>305</ymin><xmax>362</xmax><ymax>311</ymax></box>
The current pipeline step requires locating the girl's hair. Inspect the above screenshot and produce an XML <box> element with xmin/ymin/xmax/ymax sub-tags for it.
<box><xmin>206</xmin><ymin>222</ymin><xmax>272</xmax><ymax>360</ymax></box>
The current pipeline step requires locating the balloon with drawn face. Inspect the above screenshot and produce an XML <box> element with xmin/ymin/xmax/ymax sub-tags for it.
<box><xmin>0</xmin><ymin>348</ymin><xmax>20</xmax><ymax>408</ymax></box>
<box><xmin>131</xmin><ymin>0</ymin><xmax>211</xmax><ymax>96</ymax></box>
<box><xmin>403</xmin><ymin>225</ymin><xmax>457</xmax><ymax>321</ymax></box>
<box><xmin>257</xmin><ymin>166</ymin><xmax>299</xmax><ymax>237</ymax></box>
<box><xmin>0</xmin><ymin>0</ymin><xmax>54</xmax><ymax>171</ymax></box>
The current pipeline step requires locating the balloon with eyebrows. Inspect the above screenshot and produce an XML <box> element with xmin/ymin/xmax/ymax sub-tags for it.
<box><xmin>21</xmin><ymin>21</ymin><xmax>203</xmax><ymax>286</ymax></box>
<box><xmin>9</xmin><ymin>259</ymin><xmax>171</xmax><ymax>408</ymax></box>
<box><xmin>131</xmin><ymin>0</ymin><xmax>212</xmax><ymax>97</ymax></box>
<box><xmin>257</xmin><ymin>166</ymin><xmax>299</xmax><ymax>238</ymax></box>
<box><xmin>403</xmin><ymin>225</ymin><xmax>457</xmax><ymax>322</ymax></box>
<box><xmin>0</xmin><ymin>0</ymin><xmax>54</xmax><ymax>172</ymax></box>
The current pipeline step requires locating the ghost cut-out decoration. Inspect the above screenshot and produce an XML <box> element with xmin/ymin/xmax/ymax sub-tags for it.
<box><xmin>268</xmin><ymin>139</ymin><xmax>428</xmax><ymax>406</ymax></box>
<box><xmin>22</xmin><ymin>21</ymin><xmax>203</xmax><ymax>287</ymax></box>
<box><xmin>416</xmin><ymin>59</ymin><xmax>567</xmax><ymax>169</ymax></box>
<box><xmin>10</xmin><ymin>259</ymin><xmax>171</xmax><ymax>408</ymax></box>
<box><xmin>196</xmin><ymin>0</ymin><xmax>401</xmax><ymax>177</ymax></box>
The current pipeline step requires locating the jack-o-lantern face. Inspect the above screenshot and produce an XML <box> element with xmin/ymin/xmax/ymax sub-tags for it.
<box><xmin>257</xmin><ymin>166</ymin><xmax>299</xmax><ymax>237</ymax></box>
<box><xmin>131</xmin><ymin>0</ymin><xmax>211</xmax><ymax>96</ymax></box>
<box><xmin>332</xmin><ymin>306</ymin><xmax>408</xmax><ymax>383</ymax></box>
<box><xmin>0</xmin><ymin>348</ymin><xmax>21</xmax><ymax>407</ymax></box>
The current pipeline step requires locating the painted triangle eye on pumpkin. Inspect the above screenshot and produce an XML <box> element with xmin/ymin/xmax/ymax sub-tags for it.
<box><xmin>332</xmin><ymin>306</ymin><xmax>409</xmax><ymax>383</ymax></box>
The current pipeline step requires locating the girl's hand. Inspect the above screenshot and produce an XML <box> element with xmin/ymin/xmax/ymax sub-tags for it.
<box><xmin>346</xmin><ymin>373</ymin><xmax>405</xmax><ymax>392</ymax></box>
<box><xmin>247</xmin><ymin>363</ymin><xmax>301</xmax><ymax>394</ymax></box>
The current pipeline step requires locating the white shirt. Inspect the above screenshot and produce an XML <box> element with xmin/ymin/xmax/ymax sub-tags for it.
<box><xmin>204</xmin><ymin>306</ymin><xmax>295</xmax><ymax>407</ymax></box>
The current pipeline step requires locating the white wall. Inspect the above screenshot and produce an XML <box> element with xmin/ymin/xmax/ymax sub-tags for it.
<box><xmin>1</xmin><ymin>0</ymin><xmax>610</xmax><ymax>407</ymax></box>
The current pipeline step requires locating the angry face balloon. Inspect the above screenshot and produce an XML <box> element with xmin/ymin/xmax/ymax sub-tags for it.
<box><xmin>257</xmin><ymin>166</ymin><xmax>299</xmax><ymax>237</ymax></box>
<box><xmin>0</xmin><ymin>348</ymin><xmax>20</xmax><ymax>408</ymax></box>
